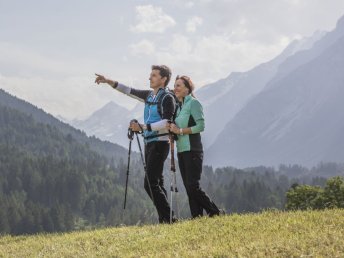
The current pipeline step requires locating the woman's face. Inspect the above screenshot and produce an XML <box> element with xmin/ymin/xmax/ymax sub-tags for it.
<box><xmin>174</xmin><ymin>79</ymin><xmax>189</xmax><ymax>99</ymax></box>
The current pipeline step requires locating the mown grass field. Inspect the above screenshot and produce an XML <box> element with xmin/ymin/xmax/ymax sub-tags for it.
<box><xmin>0</xmin><ymin>209</ymin><xmax>343</xmax><ymax>257</ymax></box>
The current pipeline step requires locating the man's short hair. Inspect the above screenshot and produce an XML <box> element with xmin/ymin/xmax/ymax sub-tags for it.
<box><xmin>151</xmin><ymin>65</ymin><xmax>171</xmax><ymax>87</ymax></box>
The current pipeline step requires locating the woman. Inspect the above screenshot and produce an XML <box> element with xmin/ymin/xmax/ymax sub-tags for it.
<box><xmin>168</xmin><ymin>75</ymin><xmax>223</xmax><ymax>218</ymax></box>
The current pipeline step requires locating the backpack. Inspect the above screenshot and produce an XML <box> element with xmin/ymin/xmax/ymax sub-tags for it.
<box><xmin>145</xmin><ymin>88</ymin><xmax>179</xmax><ymax>122</ymax></box>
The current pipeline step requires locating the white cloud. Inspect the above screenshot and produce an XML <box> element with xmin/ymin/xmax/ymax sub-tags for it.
<box><xmin>185</xmin><ymin>2</ymin><xmax>195</xmax><ymax>8</ymax></box>
<box><xmin>0</xmin><ymin>42</ymin><xmax>79</xmax><ymax>77</ymax></box>
<box><xmin>154</xmin><ymin>33</ymin><xmax>291</xmax><ymax>87</ymax></box>
<box><xmin>284</xmin><ymin>0</ymin><xmax>302</xmax><ymax>6</ymax></box>
<box><xmin>186</xmin><ymin>16</ymin><xmax>203</xmax><ymax>32</ymax></box>
<box><xmin>129</xmin><ymin>39</ymin><xmax>155</xmax><ymax>56</ymax></box>
<box><xmin>131</xmin><ymin>5</ymin><xmax>176</xmax><ymax>33</ymax></box>
<box><xmin>0</xmin><ymin>74</ymin><xmax>138</xmax><ymax>120</ymax></box>
<box><xmin>202</xmin><ymin>0</ymin><xmax>344</xmax><ymax>44</ymax></box>
<box><xmin>2</xmin><ymin>0</ymin><xmax>344</xmax><ymax>119</ymax></box>
<box><xmin>170</xmin><ymin>34</ymin><xmax>192</xmax><ymax>54</ymax></box>
<box><xmin>0</xmin><ymin>41</ymin><xmax>146</xmax><ymax>119</ymax></box>
<box><xmin>0</xmin><ymin>41</ymin><xmax>113</xmax><ymax>79</ymax></box>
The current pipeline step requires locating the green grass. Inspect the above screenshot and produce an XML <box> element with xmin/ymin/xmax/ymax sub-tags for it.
<box><xmin>1</xmin><ymin>209</ymin><xmax>344</xmax><ymax>257</ymax></box>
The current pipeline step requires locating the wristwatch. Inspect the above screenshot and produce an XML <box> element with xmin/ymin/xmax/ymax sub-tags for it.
<box><xmin>179</xmin><ymin>128</ymin><xmax>183</xmax><ymax>135</ymax></box>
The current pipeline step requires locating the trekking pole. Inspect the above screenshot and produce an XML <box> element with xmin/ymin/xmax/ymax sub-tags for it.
<box><xmin>135</xmin><ymin>131</ymin><xmax>155</xmax><ymax>205</ymax></box>
<box><xmin>123</xmin><ymin>127</ymin><xmax>134</xmax><ymax>210</ymax></box>
<box><xmin>128</xmin><ymin>119</ymin><xmax>156</xmax><ymax>213</ymax></box>
<box><xmin>169</xmin><ymin>131</ymin><xmax>178</xmax><ymax>223</ymax></box>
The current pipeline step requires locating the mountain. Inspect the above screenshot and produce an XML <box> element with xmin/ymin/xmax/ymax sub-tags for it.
<box><xmin>70</xmin><ymin>100</ymin><xmax>145</xmax><ymax>149</ymax></box>
<box><xmin>265</xmin><ymin>17</ymin><xmax>344</xmax><ymax>89</ymax></box>
<box><xmin>0</xmin><ymin>88</ymin><xmax>128</xmax><ymax>162</ymax></box>
<box><xmin>195</xmin><ymin>31</ymin><xmax>325</xmax><ymax>147</ymax></box>
<box><xmin>206</xmin><ymin>16</ymin><xmax>344</xmax><ymax>168</ymax></box>
<box><xmin>71</xmin><ymin>101</ymin><xmax>131</xmax><ymax>148</ymax></box>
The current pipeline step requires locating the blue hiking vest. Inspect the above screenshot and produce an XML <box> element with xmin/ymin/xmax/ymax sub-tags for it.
<box><xmin>143</xmin><ymin>88</ymin><xmax>171</xmax><ymax>143</ymax></box>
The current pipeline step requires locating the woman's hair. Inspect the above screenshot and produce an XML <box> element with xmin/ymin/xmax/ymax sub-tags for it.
<box><xmin>175</xmin><ymin>75</ymin><xmax>196</xmax><ymax>98</ymax></box>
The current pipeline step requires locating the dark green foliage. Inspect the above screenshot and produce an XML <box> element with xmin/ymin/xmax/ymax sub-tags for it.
<box><xmin>323</xmin><ymin>176</ymin><xmax>344</xmax><ymax>208</ymax></box>
<box><xmin>197</xmin><ymin>165</ymin><xmax>339</xmax><ymax>214</ymax></box>
<box><xmin>0</xmin><ymin>104</ymin><xmax>154</xmax><ymax>235</ymax></box>
<box><xmin>285</xmin><ymin>176</ymin><xmax>344</xmax><ymax>210</ymax></box>
<box><xmin>285</xmin><ymin>185</ymin><xmax>324</xmax><ymax>210</ymax></box>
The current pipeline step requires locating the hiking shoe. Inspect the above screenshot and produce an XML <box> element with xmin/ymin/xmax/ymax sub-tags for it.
<box><xmin>171</xmin><ymin>217</ymin><xmax>179</xmax><ymax>223</ymax></box>
<box><xmin>219</xmin><ymin>209</ymin><xmax>226</xmax><ymax>216</ymax></box>
<box><xmin>159</xmin><ymin>216</ymin><xmax>179</xmax><ymax>224</ymax></box>
<box><xmin>209</xmin><ymin>209</ymin><xmax>226</xmax><ymax>217</ymax></box>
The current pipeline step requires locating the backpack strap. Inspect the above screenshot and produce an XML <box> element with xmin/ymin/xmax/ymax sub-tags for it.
<box><xmin>145</xmin><ymin>88</ymin><xmax>165</xmax><ymax>106</ymax></box>
<box><xmin>145</xmin><ymin>88</ymin><xmax>177</xmax><ymax>120</ymax></box>
<box><xmin>158</xmin><ymin>91</ymin><xmax>177</xmax><ymax>119</ymax></box>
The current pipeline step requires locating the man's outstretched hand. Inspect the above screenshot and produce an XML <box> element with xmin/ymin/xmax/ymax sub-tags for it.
<box><xmin>94</xmin><ymin>73</ymin><xmax>108</xmax><ymax>84</ymax></box>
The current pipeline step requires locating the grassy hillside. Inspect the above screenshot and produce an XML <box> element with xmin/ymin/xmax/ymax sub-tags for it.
<box><xmin>1</xmin><ymin>209</ymin><xmax>343</xmax><ymax>257</ymax></box>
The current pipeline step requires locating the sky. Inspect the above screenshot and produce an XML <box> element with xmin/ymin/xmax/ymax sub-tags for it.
<box><xmin>1</xmin><ymin>0</ymin><xmax>344</xmax><ymax>120</ymax></box>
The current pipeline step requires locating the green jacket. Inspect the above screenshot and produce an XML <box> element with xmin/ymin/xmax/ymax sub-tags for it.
<box><xmin>174</xmin><ymin>95</ymin><xmax>205</xmax><ymax>153</ymax></box>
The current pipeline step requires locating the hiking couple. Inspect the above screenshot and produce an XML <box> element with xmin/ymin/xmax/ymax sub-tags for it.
<box><xmin>95</xmin><ymin>65</ymin><xmax>223</xmax><ymax>223</ymax></box>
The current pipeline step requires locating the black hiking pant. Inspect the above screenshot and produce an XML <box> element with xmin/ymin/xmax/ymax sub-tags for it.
<box><xmin>177</xmin><ymin>151</ymin><xmax>220</xmax><ymax>218</ymax></box>
<box><xmin>144</xmin><ymin>141</ymin><xmax>174</xmax><ymax>223</ymax></box>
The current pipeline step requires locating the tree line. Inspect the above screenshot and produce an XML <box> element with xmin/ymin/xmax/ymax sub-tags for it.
<box><xmin>1</xmin><ymin>104</ymin><xmax>343</xmax><ymax>235</ymax></box>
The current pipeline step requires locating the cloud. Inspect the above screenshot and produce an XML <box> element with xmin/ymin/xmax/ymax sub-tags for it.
<box><xmin>202</xmin><ymin>0</ymin><xmax>344</xmax><ymax>43</ymax></box>
<box><xmin>186</xmin><ymin>16</ymin><xmax>203</xmax><ymax>32</ymax></box>
<box><xmin>154</xmin><ymin>33</ymin><xmax>291</xmax><ymax>86</ymax></box>
<box><xmin>185</xmin><ymin>2</ymin><xmax>195</xmax><ymax>8</ymax></box>
<box><xmin>129</xmin><ymin>39</ymin><xmax>155</xmax><ymax>56</ymax></box>
<box><xmin>0</xmin><ymin>41</ymin><xmax>147</xmax><ymax>119</ymax></box>
<box><xmin>2</xmin><ymin>0</ymin><xmax>344</xmax><ymax>120</ymax></box>
<box><xmin>0</xmin><ymin>42</ymin><xmax>78</xmax><ymax>77</ymax></box>
<box><xmin>0</xmin><ymin>41</ymin><xmax>114</xmax><ymax>79</ymax></box>
<box><xmin>131</xmin><ymin>5</ymin><xmax>176</xmax><ymax>33</ymax></box>
<box><xmin>284</xmin><ymin>0</ymin><xmax>302</xmax><ymax>6</ymax></box>
<box><xmin>170</xmin><ymin>34</ymin><xmax>192</xmax><ymax>54</ymax></box>
<box><xmin>0</xmin><ymin>74</ymin><xmax>139</xmax><ymax>120</ymax></box>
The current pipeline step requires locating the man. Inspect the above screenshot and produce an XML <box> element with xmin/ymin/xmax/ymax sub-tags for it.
<box><xmin>95</xmin><ymin>65</ymin><xmax>176</xmax><ymax>223</ymax></box>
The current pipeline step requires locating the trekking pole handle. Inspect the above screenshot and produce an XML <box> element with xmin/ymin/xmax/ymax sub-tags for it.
<box><xmin>129</xmin><ymin>119</ymin><xmax>144</xmax><ymax>136</ymax></box>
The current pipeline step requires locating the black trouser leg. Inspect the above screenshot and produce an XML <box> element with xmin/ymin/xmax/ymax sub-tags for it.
<box><xmin>178</xmin><ymin>152</ymin><xmax>203</xmax><ymax>217</ymax></box>
<box><xmin>144</xmin><ymin>141</ymin><xmax>173</xmax><ymax>223</ymax></box>
<box><xmin>178</xmin><ymin>151</ymin><xmax>220</xmax><ymax>218</ymax></box>
<box><xmin>159</xmin><ymin>173</ymin><xmax>168</xmax><ymax>198</ymax></box>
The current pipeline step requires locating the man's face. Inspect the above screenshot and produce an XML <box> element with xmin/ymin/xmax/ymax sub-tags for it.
<box><xmin>149</xmin><ymin>69</ymin><xmax>166</xmax><ymax>89</ymax></box>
